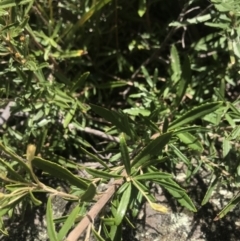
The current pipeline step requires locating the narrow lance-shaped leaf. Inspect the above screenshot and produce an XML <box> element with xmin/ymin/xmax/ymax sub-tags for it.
<box><xmin>223</xmin><ymin>138</ymin><xmax>231</xmax><ymax>158</ymax></box>
<box><xmin>46</xmin><ymin>197</ymin><xmax>58</xmax><ymax>241</ymax></box>
<box><xmin>201</xmin><ymin>176</ymin><xmax>218</xmax><ymax>206</ymax></box>
<box><xmin>66</xmin><ymin>0</ymin><xmax>111</xmax><ymax>39</ymax></box>
<box><xmin>70</xmin><ymin>72</ymin><xmax>89</xmax><ymax>93</ymax></box>
<box><xmin>80</xmin><ymin>147</ymin><xmax>109</xmax><ymax>169</ymax></box>
<box><xmin>133</xmin><ymin>172</ymin><xmax>172</xmax><ymax>180</ymax></box>
<box><xmin>228</xmin><ymin>102</ymin><xmax>240</xmax><ymax>116</ymax></box>
<box><xmin>175</xmin><ymin>55</ymin><xmax>191</xmax><ymax>106</ymax></box>
<box><xmin>169</xmin><ymin>102</ymin><xmax>223</xmax><ymax>130</ymax></box>
<box><xmin>173</xmin><ymin>126</ymin><xmax>210</xmax><ymax>134</ymax></box>
<box><xmin>51</xmin><ymin>50</ymin><xmax>87</xmax><ymax>59</ymax></box>
<box><xmin>154</xmin><ymin>179</ymin><xmax>186</xmax><ymax>193</ymax></box>
<box><xmin>156</xmin><ymin>178</ymin><xmax>197</xmax><ymax>212</ymax></box>
<box><xmin>29</xmin><ymin>191</ymin><xmax>42</xmax><ymax>206</ymax></box>
<box><xmin>57</xmin><ymin>205</ymin><xmax>81</xmax><ymax>240</ymax></box>
<box><xmin>119</xmin><ymin>133</ymin><xmax>131</xmax><ymax>175</ymax></box>
<box><xmin>141</xmin><ymin>66</ymin><xmax>153</xmax><ymax>88</ymax></box>
<box><xmin>0</xmin><ymin>0</ymin><xmax>33</xmax><ymax>8</ymax></box>
<box><xmin>91</xmin><ymin>226</ymin><xmax>105</xmax><ymax>241</ymax></box>
<box><xmin>32</xmin><ymin>157</ymin><xmax>90</xmax><ymax>189</ymax></box>
<box><xmin>123</xmin><ymin>108</ymin><xmax>150</xmax><ymax>117</ymax></box>
<box><xmin>96</xmin><ymin>80</ymin><xmax>129</xmax><ymax>89</ymax></box>
<box><xmin>0</xmin><ymin>142</ymin><xmax>33</xmax><ymax>177</ymax></box>
<box><xmin>132</xmin><ymin>132</ymin><xmax>172</xmax><ymax>168</ymax></box>
<box><xmin>132</xmin><ymin>179</ymin><xmax>168</xmax><ymax>213</ymax></box>
<box><xmin>214</xmin><ymin>192</ymin><xmax>240</xmax><ymax>221</ymax></box>
<box><xmin>114</xmin><ymin>182</ymin><xmax>132</xmax><ymax>225</ymax></box>
<box><xmin>0</xmin><ymin>157</ymin><xmax>26</xmax><ymax>182</ymax></box>
<box><xmin>176</xmin><ymin>132</ymin><xmax>203</xmax><ymax>153</ymax></box>
<box><xmin>63</xmin><ymin>101</ymin><xmax>78</xmax><ymax>128</ymax></box>
<box><xmin>90</xmin><ymin>104</ymin><xmax>134</xmax><ymax>138</ymax></box>
<box><xmin>171</xmin><ymin>44</ymin><xmax>181</xmax><ymax>82</ymax></box>
<box><xmin>169</xmin><ymin>144</ymin><xmax>190</xmax><ymax>166</ymax></box>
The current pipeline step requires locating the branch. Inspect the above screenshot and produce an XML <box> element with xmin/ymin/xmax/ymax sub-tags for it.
<box><xmin>66</xmin><ymin>177</ymin><xmax>124</xmax><ymax>241</ymax></box>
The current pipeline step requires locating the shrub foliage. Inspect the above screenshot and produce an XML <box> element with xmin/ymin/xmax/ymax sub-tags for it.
<box><xmin>0</xmin><ymin>0</ymin><xmax>240</xmax><ymax>240</ymax></box>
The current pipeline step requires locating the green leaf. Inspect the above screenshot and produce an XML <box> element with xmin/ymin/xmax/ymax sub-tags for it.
<box><xmin>141</xmin><ymin>66</ymin><xmax>153</xmax><ymax>88</ymax></box>
<box><xmin>173</xmin><ymin>126</ymin><xmax>210</xmax><ymax>134</ymax></box>
<box><xmin>228</xmin><ymin>101</ymin><xmax>240</xmax><ymax>116</ymax></box>
<box><xmin>229</xmin><ymin>126</ymin><xmax>240</xmax><ymax>140</ymax></box>
<box><xmin>29</xmin><ymin>191</ymin><xmax>42</xmax><ymax>206</ymax></box>
<box><xmin>138</xmin><ymin>0</ymin><xmax>146</xmax><ymax>17</ymax></box>
<box><xmin>202</xmin><ymin>106</ymin><xmax>225</xmax><ymax>125</ymax></box>
<box><xmin>57</xmin><ymin>205</ymin><xmax>81</xmax><ymax>240</ymax></box>
<box><xmin>154</xmin><ymin>179</ymin><xmax>186</xmax><ymax>193</ymax></box>
<box><xmin>92</xmin><ymin>226</ymin><xmax>105</xmax><ymax>241</ymax></box>
<box><xmin>46</xmin><ymin>197</ymin><xmax>58</xmax><ymax>241</ymax></box>
<box><xmin>119</xmin><ymin>133</ymin><xmax>131</xmax><ymax>175</ymax></box>
<box><xmin>133</xmin><ymin>172</ymin><xmax>172</xmax><ymax>180</ymax></box>
<box><xmin>116</xmin><ymin>181</ymin><xmax>130</xmax><ymax>195</ymax></box>
<box><xmin>223</xmin><ymin>138</ymin><xmax>231</xmax><ymax>158</ymax></box>
<box><xmin>70</xmin><ymin>72</ymin><xmax>89</xmax><ymax>93</ymax></box>
<box><xmin>80</xmin><ymin>182</ymin><xmax>97</xmax><ymax>202</ymax></box>
<box><xmin>101</xmin><ymin>217</ymin><xmax>116</xmax><ymax>226</ymax></box>
<box><xmin>186</xmin><ymin>14</ymin><xmax>211</xmax><ymax>24</ymax></box>
<box><xmin>140</xmin><ymin>116</ymin><xmax>161</xmax><ymax>133</ymax></box>
<box><xmin>169</xmin><ymin>102</ymin><xmax>223</xmax><ymax>130</ymax></box>
<box><xmin>32</xmin><ymin>157</ymin><xmax>89</xmax><ymax>189</ymax></box>
<box><xmin>52</xmin><ymin>50</ymin><xmax>87</xmax><ymax>59</ymax></box>
<box><xmin>214</xmin><ymin>192</ymin><xmax>240</xmax><ymax>220</ymax></box>
<box><xmin>157</xmin><ymin>179</ymin><xmax>197</xmax><ymax>212</ymax></box>
<box><xmin>0</xmin><ymin>217</ymin><xmax>8</xmax><ymax>236</ymax></box>
<box><xmin>129</xmin><ymin>188</ymin><xmax>143</xmax><ymax>218</ymax></box>
<box><xmin>176</xmin><ymin>132</ymin><xmax>203</xmax><ymax>152</ymax></box>
<box><xmin>175</xmin><ymin>55</ymin><xmax>191</xmax><ymax>106</ymax></box>
<box><xmin>141</xmin><ymin>157</ymin><xmax>168</xmax><ymax>168</ymax></box>
<box><xmin>132</xmin><ymin>179</ymin><xmax>151</xmax><ymax>194</ymax></box>
<box><xmin>132</xmin><ymin>132</ymin><xmax>172</xmax><ymax>168</ymax></box>
<box><xmin>0</xmin><ymin>0</ymin><xmax>33</xmax><ymax>8</ymax></box>
<box><xmin>201</xmin><ymin>176</ymin><xmax>218</xmax><ymax>206</ymax></box>
<box><xmin>90</xmin><ymin>104</ymin><xmax>134</xmax><ymax>138</ymax></box>
<box><xmin>53</xmin><ymin>87</ymin><xmax>73</xmax><ymax>103</ymax></box>
<box><xmin>170</xmin><ymin>45</ymin><xmax>181</xmax><ymax>82</ymax></box>
<box><xmin>123</xmin><ymin>108</ymin><xmax>150</xmax><ymax>116</ymax></box>
<box><xmin>114</xmin><ymin>182</ymin><xmax>132</xmax><ymax>225</ymax></box>
<box><xmin>63</xmin><ymin>101</ymin><xmax>78</xmax><ymax>128</ymax></box>
<box><xmin>96</xmin><ymin>80</ymin><xmax>129</xmax><ymax>89</ymax></box>
<box><xmin>5</xmin><ymin>184</ymin><xmax>28</xmax><ymax>191</ymax></box>
<box><xmin>85</xmin><ymin>168</ymin><xmax>122</xmax><ymax>179</ymax></box>
<box><xmin>0</xmin><ymin>206</ymin><xmax>10</xmax><ymax>219</ymax></box>
<box><xmin>66</xmin><ymin>0</ymin><xmax>111</xmax><ymax>39</ymax></box>
<box><xmin>79</xmin><ymin>147</ymin><xmax>109</xmax><ymax>169</ymax></box>
<box><xmin>108</xmin><ymin>224</ymin><xmax>122</xmax><ymax>241</ymax></box>
<box><xmin>0</xmin><ymin>143</ymin><xmax>33</xmax><ymax>177</ymax></box>
<box><xmin>169</xmin><ymin>144</ymin><xmax>190</xmax><ymax>166</ymax></box>
<box><xmin>0</xmin><ymin>157</ymin><xmax>27</xmax><ymax>182</ymax></box>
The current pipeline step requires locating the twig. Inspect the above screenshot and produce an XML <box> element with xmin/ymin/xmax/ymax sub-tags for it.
<box><xmin>83</xmin><ymin>127</ymin><xmax>120</xmax><ymax>143</ymax></box>
<box><xmin>66</xmin><ymin>177</ymin><xmax>124</xmax><ymax>241</ymax></box>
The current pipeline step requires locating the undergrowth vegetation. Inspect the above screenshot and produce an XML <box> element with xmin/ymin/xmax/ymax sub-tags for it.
<box><xmin>0</xmin><ymin>0</ymin><xmax>240</xmax><ymax>240</ymax></box>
